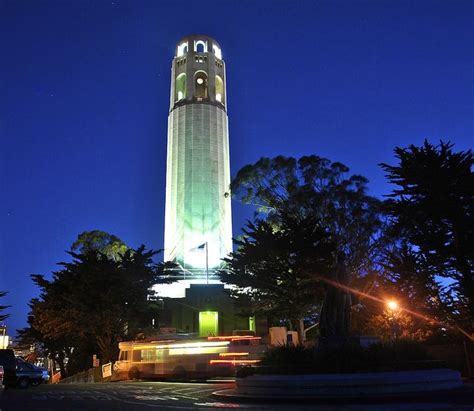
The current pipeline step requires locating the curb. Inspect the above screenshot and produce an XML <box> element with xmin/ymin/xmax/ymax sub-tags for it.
<box><xmin>211</xmin><ymin>386</ymin><xmax>468</xmax><ymax>404</ymax></box>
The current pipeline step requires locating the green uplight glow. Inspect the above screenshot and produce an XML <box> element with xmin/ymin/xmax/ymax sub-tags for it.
<box><xmin>248</xmin><ymin>316</ymin><xmax>256</xmax><ymax>332</ymax></box>
<box><xmin>164</xmin><ymin>97</ymin><xmax>232</xmax><ymax>272</ymax></box>
<box><xmin>199</xmin><ymin>311</ymin><xmax>218</xmax><ymax>337</ymax></box>
<box><xmin>162</xmin><ymin>36</ymin><xmax>232</xmax><ymax>298</ymax></box>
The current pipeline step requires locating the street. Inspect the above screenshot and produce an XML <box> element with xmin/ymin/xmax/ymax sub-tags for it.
<box><xmin>2</xmin><ymin>381</ymin><xmax>232</xmax><ymax>410</ymax></box>
<box><xmin>1</xmin><ymin>380</ymin><xmax>474</xmax><ymax>411</ymax></box>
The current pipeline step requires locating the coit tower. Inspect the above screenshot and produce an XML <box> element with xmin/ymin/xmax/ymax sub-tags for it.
<box><xmin>163</xmin><ymin>35</ymin><xmax>232</xmax><ymax>296</ymax></box>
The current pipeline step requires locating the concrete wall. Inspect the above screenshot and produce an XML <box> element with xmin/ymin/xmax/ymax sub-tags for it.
<box><xmin>236</xmin><ymin>369</ymin><xmax>462</xmax><ymax>398</ymax></box>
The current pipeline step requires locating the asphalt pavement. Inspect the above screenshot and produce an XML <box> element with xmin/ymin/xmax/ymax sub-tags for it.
<box><xmin>0</xmin><ymin>380</ymin><xmax>473</xmax><ymax>411</ymax></box>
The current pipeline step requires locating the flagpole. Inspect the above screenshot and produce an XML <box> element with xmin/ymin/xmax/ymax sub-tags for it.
<box><xmin>205</xmin><ymin>241</ymin><xmax>209</xmax><ymax>284</ymax></box>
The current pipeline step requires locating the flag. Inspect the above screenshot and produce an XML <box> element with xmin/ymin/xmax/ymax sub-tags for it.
<box><xmin>190</xmin><ymin>242</ymin><xmax>206</xmax><ymax>252</ymax></box>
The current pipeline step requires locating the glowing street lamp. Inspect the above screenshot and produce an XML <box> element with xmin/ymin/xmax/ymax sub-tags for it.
<box><xmin>386</xmin><ymin>299</ymin><xmax>400</xmax><ymax>340</ymax></box>
<box><xmin>387</xmin><ymin>300</ymin><xmax>399</xmax><ymax>311</ymax></box>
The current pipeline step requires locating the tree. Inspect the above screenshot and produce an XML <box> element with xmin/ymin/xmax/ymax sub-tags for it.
<box><xmin>352</xmin><ymin>244</ymin><xmax>442</xmax><ymax>340</ymax></box>
<box><xmin>0</xmin><ymin>291</ymin><xmax>9</xmax><ymax>322</ymax></box>
<box><xmin>219</xmin><ymin>213</ymin><xmax>335</xmax><ymax>342</ymax></box>
<box><xmin>71</xmin><ymin>230</ymin><xmax>128</xmax><ymax>261</ymax></box>
<box><xmin>231</xmin><ymin>155</ymin><xmax>386</xmax><ymax>280</ymax></box>
<box><xmin>228</xmin><ymin>155</ymin><xmax>386</xmax><ymax>338</ymax></box>
<box><xmin>381</xmin><ymin>140</ymin><xmax>474</xmax><ymax>332</ymax></box>
<box><xmin>20</xmin><ymin>242</ymin><xmax>176</xmax><ymax>375</ymax></box>
<box><xmin>381</xmin><ymin>244</ymin><xmax>443</xmax><ymax>318</ymax></box>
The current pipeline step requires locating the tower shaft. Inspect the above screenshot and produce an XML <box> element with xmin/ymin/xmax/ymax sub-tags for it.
<box><xmin>164</xmin><ymin>36</ymin><xmax>232</xmax><ymax>285</ymax></box>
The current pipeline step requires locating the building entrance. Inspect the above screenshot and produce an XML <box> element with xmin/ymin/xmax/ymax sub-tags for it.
<box><xmin>199</xmin><ymin>311</ymin><xmax>218</xmax><ymax>337</ymax></box>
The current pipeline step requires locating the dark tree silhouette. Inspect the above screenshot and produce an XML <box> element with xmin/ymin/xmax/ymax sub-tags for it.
<box><xmin>219</xmin><ymin>213</ymin><xmax>335</xmax><ymax>342</ymax></box>
<box><xmin>19</xmin><ymin>242</ymin><xmax>177</xmax><ymax>375</ymax></box>
<box><xmin>0</xmin><ymin>291</ymin><xmax>9</xmax><ymax>322</ymax></box>
<box><xmin>231</xmin><ymin>155</ymin><xmax>386</xmax><ymax>279</ymax></box>
<box><xmin>229</xmin><ymin>155</ymin><xmax>386</xmax><ymax>338</ymax></box>
<box><xmin>381</xmin><ymin>140</ymin><xmax>474</xmax><ymax>332</ymax></box>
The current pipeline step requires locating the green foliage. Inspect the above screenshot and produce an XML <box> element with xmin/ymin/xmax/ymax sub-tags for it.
<box><xmin>0</xmin><ymin>291</ymin><xmax>9</xmax><ymax>322</ymax></box>
<box><xmin>381</xmin><ymin>140</ymin><xmax>474</xmax><ymax>332</ymax></box>
<box><xmin>227</xmin><ymin>155</ymin><xmax>386</xmax><ymax>339</ymax></box>
<box><xmin>255</xmin><ymin>340</ymin><xmax>436</xmax><ymax>375</ymax></box>
<box><xmin>71</xmin><ymin>230</ymin><xmax>128</xmax><ymax>261</ymax></box>
<box><xmin>231</xmin><ymin>155</ymin><xmax>386</xmax><ymax>275</ymax></box>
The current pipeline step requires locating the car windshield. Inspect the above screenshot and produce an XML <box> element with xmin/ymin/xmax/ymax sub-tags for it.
<box><xmin>16</xmin><ymin>358</ymin><xmax>34</xmax><ymax>370</ymax></box>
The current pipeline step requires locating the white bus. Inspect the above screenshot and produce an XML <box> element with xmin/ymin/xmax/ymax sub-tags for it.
<box><xmin>114</xmin><ymin>335</ymin><xmax>265</xmax><ymax>380</ymax></box>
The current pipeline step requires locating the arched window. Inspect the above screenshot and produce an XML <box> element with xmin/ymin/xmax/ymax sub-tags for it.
<box><xmin>215</xmin><ymin>75</ymin><xmax>224</xmax><ymax>103</ymax></box>
<box><xmin>177</xmin><ymin>42</ymin><xmax>188</xmax><ymax>57</ymax></box>
<box><xmin>194</xmin><ymin>40</ymin><xmax>207</xmax><ymax>53</ymax></box>
<box><xmin>175</xmin><ymin>73</ymin><xmax>186</xmax><ymax>101</ymax></box>
<box><xmin>194</xmin><ymin>71</ymin><xmax>208</xmax><ymax>98</ymax></box>
<box><xmin>212</xmin><ymin>45</ymin><xmax>222</xmax><ymax>60</ymax></box>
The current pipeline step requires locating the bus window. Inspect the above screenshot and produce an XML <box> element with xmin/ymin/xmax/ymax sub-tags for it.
<box><xmin>142</xmin><ymin>349</ymin><xmax>156</xmax><ymax>362</ymax></box>
<box><xmin>119</xmin><ymin>351</ymin><xmax>130</xmax><ymax>361</ymax></box>
<box><xmin>132</xmin><ymin>350</ymin><xmax>142</xmax><ymax>362</ymax></box>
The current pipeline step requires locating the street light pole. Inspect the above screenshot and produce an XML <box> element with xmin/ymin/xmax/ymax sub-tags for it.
<box><xmin>386</xmin><ymin>300</ymin><xmax>399</xmax><ymax>341</ymax></box>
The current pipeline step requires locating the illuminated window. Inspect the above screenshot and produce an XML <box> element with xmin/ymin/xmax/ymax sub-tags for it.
<box><xmin>142</xmin><ymin>349</ymin><xmax>155</xmax><ymax>362</ymax></box>
<box><xmin>175</xmin><ymin>73</ymin><xmax>186</xmax><ymax>101</ymax></box>
<box><xmin>132</xmin><ymin>350</ymin><xmax>142</xmax><ymax>362</ymax></box>
<box><xmin>212</xmin><ymin>44</ymin><xmax>222</xmax><ymax>59</ymax></box>
<box><xmin>195</xmin><ymin>40</ymin><xmax>207</xmax><ymax>53</ymax></box>
<box><xmin>215</xmin><ymin>75</ymin><xmax>224</xmax><ymax>103</ymax></box>
<box><xmin>194</xmin><ymin>71</ymin><xmax>208</xmax><ymax>98</ymax></box>
<box><xmin>177</xmin><ymin>42</ymin><xmax>188</xmax><ymax>57</ymax></box>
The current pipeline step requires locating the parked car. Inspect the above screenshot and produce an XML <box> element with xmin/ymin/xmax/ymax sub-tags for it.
<box><xmin>15</xmin><ymin>358</ymin><xmax>49</xmax><ymax>388</ymax></box>
<box><xmin>0</xmin><ymin>349</ymin><xmax>49</xmax><ymax>388</ymax></box>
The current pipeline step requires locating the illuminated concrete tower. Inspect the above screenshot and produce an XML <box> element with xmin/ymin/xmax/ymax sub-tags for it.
<box><xmin>163</xmin><ymin>35</ymin><xmax>232</xmax><ymax>297</ymax></box>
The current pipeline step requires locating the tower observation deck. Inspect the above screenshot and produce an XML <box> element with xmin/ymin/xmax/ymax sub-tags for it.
<box><xmin>161</xmin><ymin>35</ymin><xmax>232</xmax><ymax>297</ymax></box>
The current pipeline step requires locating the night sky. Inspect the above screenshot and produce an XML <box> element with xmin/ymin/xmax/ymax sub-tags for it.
<box><xmin>1</xmin><ymin>0</ymin><xmax>473</xmax><ymax>334</ymax></box>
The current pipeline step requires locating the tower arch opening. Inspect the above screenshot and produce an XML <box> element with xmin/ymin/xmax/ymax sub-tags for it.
<box><xmin>215</xmin><ymin>75</ymin><xmax>224</xmax><ymax>104</ymax></box>
<box><xmin>212</xmin><ymin>44</ymin><xmax>222</xmax><ymax>60</ymax></box>
<box><xmin>194</xmin><ymin>40</ymin><xmax>207</xmax><ymax>53</ymax></box>
<box><xmin>175</xmin><ymin>73</ymin><xmax>187</xmax><ymax>101</ymax></box>
<box><xmin>177</xmin><ymin>42</ymin><xmax>188</xmax><ymax>57</ymax></box>
<box><xmin>194</xmin><ymin>71</ymin><xmax>208</xmax><ymax>99</ymax></box>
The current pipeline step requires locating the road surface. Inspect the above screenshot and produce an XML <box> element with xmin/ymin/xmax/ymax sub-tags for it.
<box><xmin>0</xmin><ymin>380</ymin><xmax>473</xmax><ymax>410</ymax></box>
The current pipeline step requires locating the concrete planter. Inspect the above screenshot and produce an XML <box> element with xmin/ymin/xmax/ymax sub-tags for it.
<box><xmin>235</xmin><ymin>369</ymin><xmax>462</xmax><ymax>398</ymax></box>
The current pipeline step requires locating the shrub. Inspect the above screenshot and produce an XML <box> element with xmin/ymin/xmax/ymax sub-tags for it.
<box><xmin>260</xmin><ymin>344</ymin><xmax>315</xmax><ymax>370</ymax></box>
<box><xmin>252</xmin><ymin>339</ymin><xmax>440</xmax><ymax>375</ymax></box>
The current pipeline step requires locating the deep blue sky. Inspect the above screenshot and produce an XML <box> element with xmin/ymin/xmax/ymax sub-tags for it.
<box><xmin>1</xmin><ymin>0</ymin><xmax>473</xmax><ymax>333</ymax></box>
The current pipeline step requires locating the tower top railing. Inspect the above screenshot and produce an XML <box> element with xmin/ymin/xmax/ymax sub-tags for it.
<box><xmin>175</xmin><ymin>35</ymin><xmax>223</xmax><ymax>60</ymax></box>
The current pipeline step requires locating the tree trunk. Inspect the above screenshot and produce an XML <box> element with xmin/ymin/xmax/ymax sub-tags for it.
<box><xmin>56</xmin><ymin>351</ymin><xmax>67</xmax><ymax>378</ymax></box>
<box><xmin>296</xmin><ymin>318</ymin><xmax>305</xmax><ymax>344</ymax></box>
